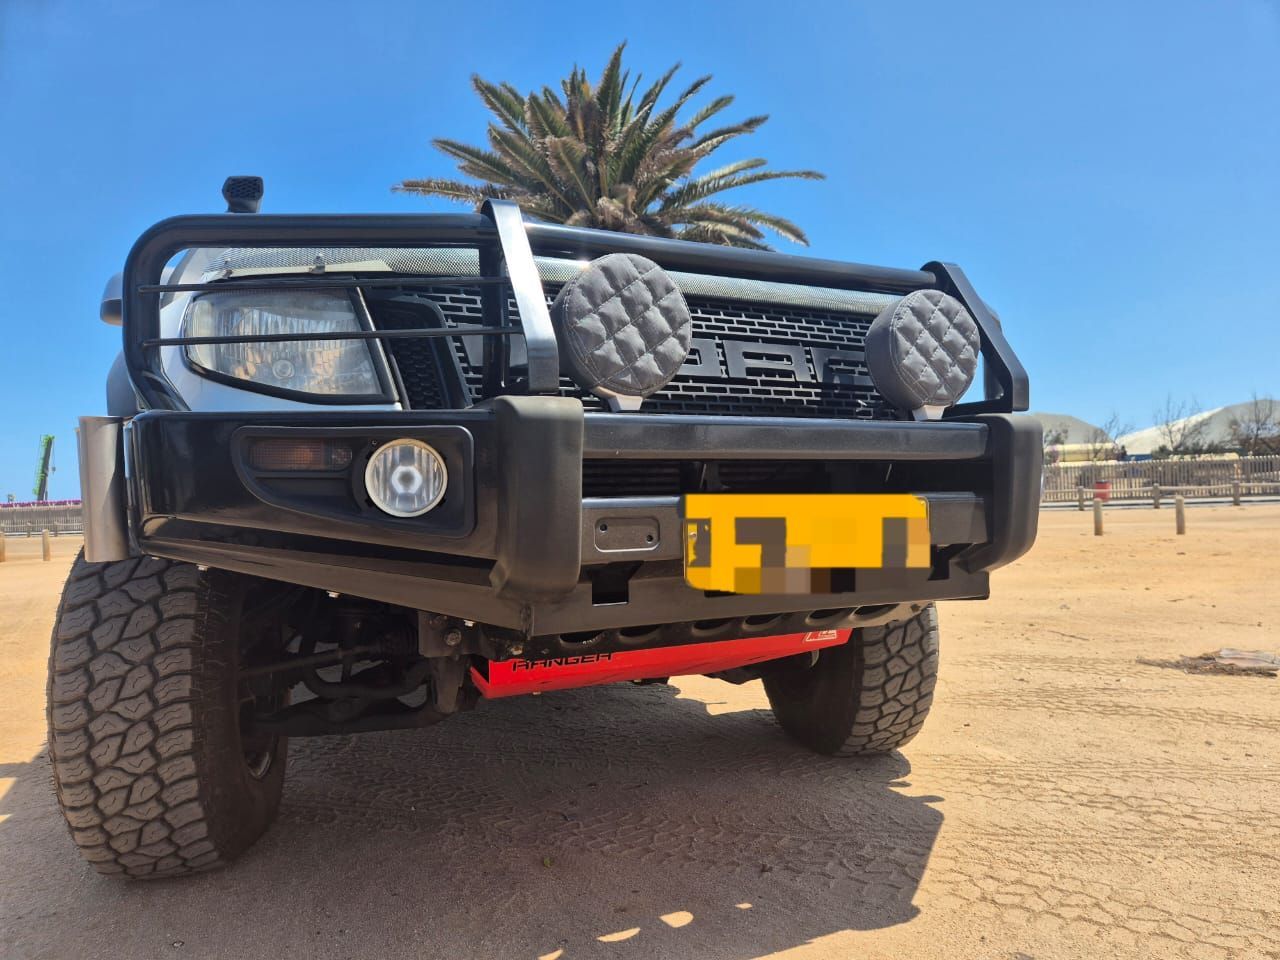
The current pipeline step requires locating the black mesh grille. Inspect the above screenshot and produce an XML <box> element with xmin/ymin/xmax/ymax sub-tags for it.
<box><xmin>371</xmin><ymin>297</ymin><xmax>448</xmax><ymax>410</ymax></box>
<box><xmin>221</xmin><ymin>176</ymin><xmax>263</xmax><ymax>200</ymax></box>
<box><xmin>583</xmin><ymin>461</ymin><xmax>684</xmax><ymax>497</ymax></box>
<box><xmin>582</xmin><ymin>459</ymin><xmax>834</xmax><ymax>498</ymax></box>
<box><xmin>389</xmin><ymin>283</ymin><xmax>897</xmax><ymax>419</ymax></box>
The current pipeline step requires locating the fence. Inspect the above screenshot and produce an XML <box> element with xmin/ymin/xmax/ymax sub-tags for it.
<box><xmin>0</xmin><ymin>500</ymin><xmax>84</xmax><ymax>537</ymax></box>
<box><xmin>1043</xmin><ymin>455</ymin><xmax>1280</xmax><ymax>503</ymax></box>
<box><xmin>6</xmin><ymin>467</ymin><xmax>1280</xmax><ymax>523</ymax></box>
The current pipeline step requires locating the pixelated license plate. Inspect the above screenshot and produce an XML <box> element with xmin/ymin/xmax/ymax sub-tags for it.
<box><xmin>683</xmin><ymin>494</ymin><xmax>930</xmax><ymax>594</ymax></box>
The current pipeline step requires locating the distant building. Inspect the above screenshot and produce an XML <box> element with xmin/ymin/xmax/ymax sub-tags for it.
<box><xmin>1032</xmin><ymin>412</ymin><xmax>1120</xmax><ymax>464</ymax></box>
<box><xmin>1117</xmin><ymin>399</ymin><xmax>1278</xmax><ymax>456</ymax></box>
<box><xmin>1030</xmin><ymin>412</ymin><xmax>1107</xmax><ymax>446</ymax></box>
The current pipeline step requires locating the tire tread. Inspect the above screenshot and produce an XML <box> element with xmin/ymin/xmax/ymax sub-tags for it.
<box><xmin>46</xmin><ymin>553</ymin><xmax>279</xmax><ymax>878</ymax></box>
<box><xmin>763</xmin><ymin>605</ymin><xmax>940</xmax><ymax>757</ymax></box>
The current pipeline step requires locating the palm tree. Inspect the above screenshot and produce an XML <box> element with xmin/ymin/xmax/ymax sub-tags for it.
<box><xmin>394</xmin><ymin>43</ymin><xmax>824</xmax><ymax>249</ymax></box>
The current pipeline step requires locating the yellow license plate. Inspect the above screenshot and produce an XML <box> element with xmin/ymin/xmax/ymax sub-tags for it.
<box><xmin>683</xmin><ymin>494</ymin><xmax>930</xmax><ymax>594</ymax></box>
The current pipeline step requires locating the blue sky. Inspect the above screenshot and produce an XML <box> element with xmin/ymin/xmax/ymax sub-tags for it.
<box><xmin>1</xmin><ymin>0</ymin><xmax>1277</xmax><ymax>500</ymax></box>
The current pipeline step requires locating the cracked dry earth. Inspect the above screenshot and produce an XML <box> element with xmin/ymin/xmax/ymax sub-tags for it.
<box><xmin>2</xmin><ymin>505</ymin><xmax>1278</xmax><ymax>960</ymax></box>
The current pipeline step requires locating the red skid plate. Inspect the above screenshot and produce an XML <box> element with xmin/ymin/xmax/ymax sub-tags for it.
<box><xmin>471</xmin><ymin>629</ymin><xmax>850</xmax><ymax>699</ymax></box>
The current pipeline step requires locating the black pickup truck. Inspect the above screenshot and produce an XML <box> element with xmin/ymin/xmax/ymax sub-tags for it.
<box><xmin>51</xmin><ymin>178</ymin><xmax>1039</xmax><ymax>878</ymax></box>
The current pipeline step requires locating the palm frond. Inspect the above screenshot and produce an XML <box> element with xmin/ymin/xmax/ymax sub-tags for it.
<box><xmin>392</xmin><ymin>178</ymin><xmax>505</xmax><ymax>203</ymax></box>
<box><xmin>684</xmin><ymin>94</ymin><xmax>735</xmax><ymax>133</ymax></box>
<box><xmin>661</xmin><ymin>164</ymin><xmax>824</xmax><ymax>210</ymax></box>
<box><xmin>470</xmin><ymin>76</ymin><xmax>528</xmax><ymax>134</ymax></box>
<box><xmin>430</xmin><ymin>138</ymin><xmax>524</xmax><ymax>186</ymax></box>
<box><xmin>397</xmin><ymin>45</ymin><xmax>822</xmax><ymax>248</ymax></box>
<box><xmin>676</xmin><ymin>221</ymin><xmax>772</xmax><ymax>250</ymax></box>
<box><xmin>688</xmin><ymin>114</ymin><xmax>769</xmax><ymax>151</ymax></box>
<box><xmin>545</xmin><ymin>136</ymin><xmax>595</xmax><ymax>208</ymax></box>
<box><xmin>594</xmin><ymin>42</ymin><xmax>627</xmax><ymax>123</ymax></box>
<box><xmin>631</xmin><ymin>62</ymin><xmax>681</xmax><ymax>121</ymax></box>
<box><xmin>679</xmin><ymin>202</ymin><xmax>812</xmax><ymax>245</ymax></box>
<box><xmin>525</xmin><ymin>92</ymin><xmax>570</xmax><ymax>139</ymax></box>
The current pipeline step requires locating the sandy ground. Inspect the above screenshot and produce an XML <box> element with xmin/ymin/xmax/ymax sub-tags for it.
<box><xmin>1</xmin><ymin>507</ymin><xmax>1278</xmax><ymax>960</ymax></box>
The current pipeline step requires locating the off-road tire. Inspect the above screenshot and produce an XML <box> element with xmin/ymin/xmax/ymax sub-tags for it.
<box><xmin>763</xmin><ymin>604</ymin><xmax>939</xmax><ymax>756</ymax></box>
<box><xmin>47</xmin><ymin>552</ymin><xmax>286</xmax><ymax>878</ymax></box>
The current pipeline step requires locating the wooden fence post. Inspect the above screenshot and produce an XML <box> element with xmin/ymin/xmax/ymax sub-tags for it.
<box><xmin>1152</xmin><ymin>483</ymin><xmax>1161</xmax><ymax>509</ymax></box>
<box><xmin>1093</xmin><ymin>499</ymin><xmax>1104</xmax><ymax>536</ymax></box>
<box><xmin>41</xmin><ymin>529</ymin><xmax>52</xmax><ymax>561</ymax></box>
<box><xmin>1175</xmin><ymin>496</ymin><xmax>1186</xmax><ymax>535</ymax></box>
<box><xmin>1077</xmin><ymin>486</ymin><xmax>1086</xmax><ymax>511</ymax></box>
<box><xmin>0</xmin><ymin>534</ymin><xmax>6</xmax><ymax>563</ymax></box>
<box><xmin>1232</xmin><ymin>480</ymin><xmax>1241</xmax><ymax>506</ymax></box>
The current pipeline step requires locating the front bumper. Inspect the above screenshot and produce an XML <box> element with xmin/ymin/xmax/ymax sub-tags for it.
<box><xmin>91</xmin><ymin>399</ymin><xmax>1041</xmax><ymax>638</ymax></box>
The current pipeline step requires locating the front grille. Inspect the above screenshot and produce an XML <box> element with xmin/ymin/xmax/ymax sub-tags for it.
<box><xmin>385</xmin><ymin>283</ymin><xmax>898</xmax><ymax>419</ymax></box>
<box><xmin>373</xmin><ymin>298</ymin><xmax>448</xmax><ymax>410</ymax></box>
<box><xmin>582</xmin><ymin>459</ymin><xmax>835</xmax><ymax>498</ymax></box>
<box><xmin>583</xmin><ymin>461</ymin><xmax>683</xmax><ymax>497</ymax></box>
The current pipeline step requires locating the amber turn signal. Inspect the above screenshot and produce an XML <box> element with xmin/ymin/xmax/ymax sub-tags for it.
<box><xmin>247</xmin><ymin>438</ymin><xmax>353</xmax><ymax>472</ymax></box>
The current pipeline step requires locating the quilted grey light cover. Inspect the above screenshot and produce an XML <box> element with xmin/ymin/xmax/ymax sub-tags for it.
<box><xmin>864</xmin><ymin>289</ymin><xmax>981</xmax><ymax>411</ymax></box>
<box><xmin>550</xmin><ymin>253</ymin><xmax>692</xmax><ymax>400</ymax></box>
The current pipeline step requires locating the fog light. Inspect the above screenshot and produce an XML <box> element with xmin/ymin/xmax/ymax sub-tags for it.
<box><xmin>365</xmin><ymin>439</ymin><xmax>447</xmax><ymax>517</ymax></box>
<box><xmin>864</xmin><ymin>289</ymin><xmax>980</xmax><ymax>419</ymax></box>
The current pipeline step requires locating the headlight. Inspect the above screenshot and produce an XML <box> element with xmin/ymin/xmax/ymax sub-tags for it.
<box><xmin>181</xmin><ymin>290</ymin><xmax>383</xmax><ymax>397</ymax></box>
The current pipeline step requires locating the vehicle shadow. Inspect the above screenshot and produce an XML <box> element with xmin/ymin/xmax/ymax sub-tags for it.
<box><xmin>1</xmin><ymin>680</ymin><xmax>943</xmax><ymax>960</ymax></box>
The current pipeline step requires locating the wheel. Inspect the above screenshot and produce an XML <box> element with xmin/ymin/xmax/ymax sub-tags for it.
<box><xmin>46</xmin><ymin>553</ymin><xmax>287</xmax><ymax>878</ymax></box>
<box><xmin>762</xmin><ymin>604</ymin><xmax>939</xmax><ymax>756</ymax></box>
